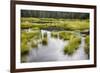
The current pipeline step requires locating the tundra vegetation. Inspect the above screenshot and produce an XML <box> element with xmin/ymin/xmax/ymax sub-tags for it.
<box><xmin>21</xmin><ymin>10</ymin><xmax>90</xmax><ymax>62</ymax></box>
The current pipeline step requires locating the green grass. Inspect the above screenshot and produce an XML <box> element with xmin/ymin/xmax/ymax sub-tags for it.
<box><xmin>21</xmin><ymin>17</ymin><xmax>89</xmax><ymax>56</ymax></box>
<box><xmin>84</xmin><ymin>35</ymin><xmax>90</xmax><ymax>55</ymax></box>
<box><xmin>43</xmin><ymin>33</ymin><xmax>47</xmax><ymax>38</ymax></box>
<box><xmin>21</xmin><ymin>42</ymin><xmax>29</xmax><ymax>55</ymax></box>
<box><xmin>51</xmin><ymin>31</ymin><xmax>58</xmax><ymax>38</ymax></box>
<box><xmin>64</xmin><ymin>36</ymin><xmax>81</xmax><ymax>55</ymax></box>
<box><xmin>21</xmin><ymin>30</ymin><xmax>41</xmax><ymax>54</ymax></box>
<box><xmin>31</xmin><ymin>41</ymin><xmax>38</xmax><ymax>48</ymax></box>
<box><xmin>21</xmin><ymin>17</ymin><xmax>89</xmax><ymax>31</ymax></box>
<box><xmin>59</xmin><ymin>31</ymin><xmax>76</xmax><ymax>40</ymax></box>
<box><xmin>21</xmin><ymin>23</ymin><xmax>33</xmax><ymax>29</ymax></box>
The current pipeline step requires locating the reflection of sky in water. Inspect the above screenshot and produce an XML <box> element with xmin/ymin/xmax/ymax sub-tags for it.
<box><xmin>26</xmin><ymin>30</ymin><xmax>88</xmax><ymax>62</ymax></box>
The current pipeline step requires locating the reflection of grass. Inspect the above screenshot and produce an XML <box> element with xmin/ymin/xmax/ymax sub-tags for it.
<box><xmin>84</xmin><ymin>35</ymin><xmax>90</xmax><ymax>55</ymax></box>
<box><xmin>64</xmin><ymin>36</ymin><xmax>81</xmax><ymax>55</ymax></box>
<box><xmin>42</xmin><ymin>38</ymin><xmax>48</xmax><ymax>45</ymax></box>
<box><xmin>42</xmin><ymin>33</ymin><xmax>48</xmax><ymax>45</ymax></box>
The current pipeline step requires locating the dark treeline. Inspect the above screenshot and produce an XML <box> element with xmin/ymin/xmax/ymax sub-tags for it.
<box><xmin>21</xmin><ymin>10</ymin><xmax>89</xmax><ymax>19</ymax></box>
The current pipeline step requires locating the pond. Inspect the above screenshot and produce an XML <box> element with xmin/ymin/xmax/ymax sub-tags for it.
<box><xmin>21</xmin><ymin>30</ymin><xmax>88</xmax><ymax>62</ymax></box>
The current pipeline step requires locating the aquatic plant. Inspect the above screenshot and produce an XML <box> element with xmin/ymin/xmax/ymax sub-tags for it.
<box><xmin>59</xmin><ymin>31</ymin><xmax>75</xmax><ymax>40</ymax></box>
<box><xmin>21</xmin><ymin>17</ymin><xmax>89</xmax><ymax>31</ymax></box>
<box><xmin>64</xmin><ymin>36</ymin><xmax>81</xmax><ymax>55</ymax></box>
<box><xmin>21</xmin><ymin>30</ymin><xmax>41</xmax><ymax>55</ymax></box>
<box><xmin>21</xmin><ymin>42</ymin><xmax>29</xmax><ymax>55</ymax></box>
<box><xmin>31</xmin><ymin>41</ymin><xmax>38</xmax><ymax>48</ymax></box>
<box><xmin>84</xmin><ymin>35</ymin><xmax>90</xmax><ymax>55</ymax></box>
<box><xmin>51</xmin><ymin>31</ymin><xmax>58</xmax><ymax>38</ymax></box>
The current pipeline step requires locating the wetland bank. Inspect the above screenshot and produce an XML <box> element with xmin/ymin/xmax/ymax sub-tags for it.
<box><xmin>21</xmin><ymin>10</ymin><xmax>90</xmax><ymax>62</ymax></box>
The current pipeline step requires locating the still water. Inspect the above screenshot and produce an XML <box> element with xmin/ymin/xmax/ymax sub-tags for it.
<box><xmin>23</xmin><ymin>30</ymin><xmax>88</xmax><ymax>62</ymax></box>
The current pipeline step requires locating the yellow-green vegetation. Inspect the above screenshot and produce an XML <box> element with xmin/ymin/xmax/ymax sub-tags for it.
<box><xmin>21</xmin><ymin>41</ymin><xmax>29</xmax><ymax>55</ymax></box>
<box><xmin>84</xmin><ymin>35</ymin><xmax>90</xmax><ymax>55</ymax></box>
<box><xmin>51</xmin><ymin>31</ymin><xmax>58</xmax><ymax>38</ymax></box>
<box><xmin>59</xmin><ymin>31</ymin><xmax>76</xmax><ymax>40</ymax></box>
<box><xmin>64</xmin><ymin>20</ymin><xmax>89</xmax><ymax>30</ymax></box>
<box><xmin>21</xmin><ymin>17</ymin><xmax>89</xmax><ymax>31</ymax></box>
<box><xmin>21</xmin><ymin>17</ymin><xmax>89</xmax><ymax>56</ymax></box>
<box><xmin>64</xmin><ymin>36</ymin><xmax>81</xmax><ymax>55</ymax></box>
<box><xmin>21</xmin><ymin>17</ymin><xmax>60</xmax><ymax>23</ymax></box>
<box><xmin>31</xmin><ymin>41</ymin><xmax>38</xmax><ymax>48</ymax></box>
<box><xmin>21</xmin><ymin>30</ymin><xmax>41</xmax><ymax>54</ymax></box>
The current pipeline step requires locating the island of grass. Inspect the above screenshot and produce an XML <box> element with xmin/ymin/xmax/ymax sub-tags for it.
<box><xmin>21</xmin><ymin>30</ymin><xmax>41</xmax><ymax>55</ymax></box>
<box><xmin>59</xmin><ymin>31</ymin><xmax>81</xmax><ymax>55</ymax></box>
<box><xmin>64</xmin><ymin>36</ymin><xmax>81</xmax><ymax>55</ymax></box>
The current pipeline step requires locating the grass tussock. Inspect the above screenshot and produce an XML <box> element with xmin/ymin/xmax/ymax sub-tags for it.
<box><xmin>21</xmin><ymin>30</ymin><xmax>41</xmax><ymax>54</ymax></box>
<box><xmin>64</xmin><ymin>36</ymin><xmax>81</xmax><ymax>55</ymax></box>
<box><xmin>59</xmin><ymin>31</ymin><xmax>76</xmax><ymax>40</ymax></box>
<box><xmin>51</xmin><ymin>32</ymin><xmax>58</xmax><ymax>38</ymax></box>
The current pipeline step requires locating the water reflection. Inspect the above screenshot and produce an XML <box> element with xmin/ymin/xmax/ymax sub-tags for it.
<box><xmin>24</xmin><ymin>30</ymin><xmax>88</xmax><ymax>62</ymax></box>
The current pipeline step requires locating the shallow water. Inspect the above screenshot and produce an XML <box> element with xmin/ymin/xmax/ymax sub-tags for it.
<box><xmin>24</xmin><ymin>30</ymin><xmax>88</xmax><ymax>62</ymax></box>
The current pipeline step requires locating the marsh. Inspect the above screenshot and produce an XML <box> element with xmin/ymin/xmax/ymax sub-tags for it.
<box><xmin>21</xmin><ymin>10</ymin><xmax>90</xmax><ymax>63</ymax></box>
